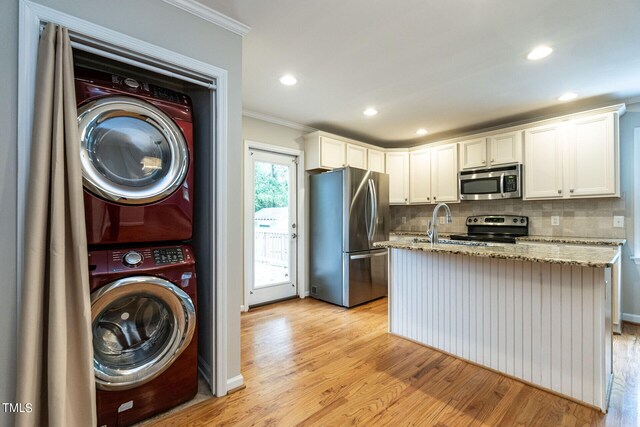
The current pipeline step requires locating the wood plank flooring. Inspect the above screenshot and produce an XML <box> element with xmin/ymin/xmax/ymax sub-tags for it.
<box><xmin>153</xmin><ymin>297</ymin><xmax>640</xmax><ymax>426</ymax></box>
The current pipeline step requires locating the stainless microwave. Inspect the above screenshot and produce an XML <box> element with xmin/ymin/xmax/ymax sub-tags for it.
<box><xmin>459</xmin><ymin>164</ymin><xmax>522</xmax><ymax>200</ymax></box>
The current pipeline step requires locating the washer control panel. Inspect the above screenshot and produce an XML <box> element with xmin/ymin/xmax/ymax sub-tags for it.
<box><xmin>153</xmin><ymin>247</ymin><xmax>185</xmax><ymax>265</ymax></box>
<box><xmin>123</xmin><ymin>251</ymin><xmax>143</xmax><ymax>267</ymax></box>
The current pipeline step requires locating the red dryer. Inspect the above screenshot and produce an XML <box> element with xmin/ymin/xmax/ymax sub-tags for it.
<box><xmin>75</xmin><ymin>67</ymin><xmax>194</xmax><ymax>245</ymax></box>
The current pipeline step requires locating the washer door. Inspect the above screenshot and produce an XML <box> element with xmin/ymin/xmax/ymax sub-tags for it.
<box><xmin>78</xmin><ymin>96</ymin><xmax>189</xmax><ymax>205</ymax></box>
<box><xmin>91</xmin><ymin>276</ymin><xmax>195</xmax><ymax>391</ymax></box>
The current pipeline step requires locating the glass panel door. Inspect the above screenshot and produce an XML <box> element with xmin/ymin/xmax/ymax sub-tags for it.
<box><xmin>246</xmin><ymin>149</ymin><xmax>297</xmax><ymax>307</ymax></box>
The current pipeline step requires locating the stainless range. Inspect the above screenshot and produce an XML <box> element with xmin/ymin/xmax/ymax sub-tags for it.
<box><xmin>449</xmin><ymin>215</ymin><xmax>529</xmax><ymax>244</ymax></box>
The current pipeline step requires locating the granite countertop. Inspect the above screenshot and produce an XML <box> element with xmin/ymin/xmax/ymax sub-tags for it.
<box><xmin>390</xmin><ymin>231</ymin><xmax>625</xmax><ymax>247</ymax></box>
<box><xmin>374</xmin><ymin>240</ymin><xmax>620</xmax><ymax>268</ymax></box>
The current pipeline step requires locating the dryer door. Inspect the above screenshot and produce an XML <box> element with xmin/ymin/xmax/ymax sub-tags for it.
<box><xmin>90</xmin><ymin>276</ymin><xmax>195</xmax><ymax>390</ymax></box>
<box><xmin>78</xmin><ymin>96</ymin><xmax>189</xmax><ymax>205</ymax></box>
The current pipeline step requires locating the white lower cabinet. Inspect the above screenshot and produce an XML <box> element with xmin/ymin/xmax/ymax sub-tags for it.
<box><xmin>430</xmin><ymin>143</ymin><xmax>458</xmax><ymax>202</ymax></box>
<box><xmin>409</xmin><ymin>149</ymin><xmax>431</xmax><ymax>203</ymax></box>
<box><xmin>386</xmin><ymin>151</ymin><xmax>410</xmax><ymax>204</ymax></box>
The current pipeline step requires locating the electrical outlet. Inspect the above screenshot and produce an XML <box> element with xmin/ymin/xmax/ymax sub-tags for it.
<box><xmin>439</xmin><ymin>217</ymin><xmax>445</xmax><ymax>224</ymax></box>
<box><xmin>613</xmin><ymin>216</ymin><xmax>625</xmax><ymax>228</ymax></box>
<box><xmin>401</xmin><ymin>216</ymin><xmax>407</xmax><ymax>224</ymax></box>
<box><xmin>551</xmin><ymin>216</ymin><xmax>560</xmax><ymax>226</ymax></box>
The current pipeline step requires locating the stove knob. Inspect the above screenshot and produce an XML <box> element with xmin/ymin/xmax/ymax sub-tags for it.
<box><xmin>520</xmin><ymin>218</ymin><xmax>525</xmax><ymax>223</ymax></box>
<box><xmin>123</xmin><ymin>251</ymin><xmax>143</xmax><ymax>267</ymax></box>
<box><xmin>513</xmin><ymin>218</ymin><xmax>518</xmax><ymax>223</ymax></box>
<box><xmin>473</xmin><ymin>218</ymin><xmax>478</xmax><ymax>222</ymax></box>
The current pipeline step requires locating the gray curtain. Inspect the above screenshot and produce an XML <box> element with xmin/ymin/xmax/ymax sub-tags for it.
<box><xmin>15</xmin><ymin>24</ymin><xmax>96</xmax><ymax>427</ymax></box>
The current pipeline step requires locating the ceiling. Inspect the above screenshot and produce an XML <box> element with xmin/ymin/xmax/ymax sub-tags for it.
<box><xmin>199</xmin><ymin>0</ymin><xmax>640</xmax><ymax>146</ymax></box>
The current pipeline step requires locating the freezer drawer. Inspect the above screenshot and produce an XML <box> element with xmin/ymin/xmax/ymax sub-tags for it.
<box><xmin>343</xmin><ymin>249</ymin><xmax>388</xmax><ymax>307</ymax></box>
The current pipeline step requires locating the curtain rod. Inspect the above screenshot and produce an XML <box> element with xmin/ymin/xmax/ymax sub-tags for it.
<box><xmin>39</xmin><ymin>22</ymin><xmax>217</xmax><ymax>90</ymax></box>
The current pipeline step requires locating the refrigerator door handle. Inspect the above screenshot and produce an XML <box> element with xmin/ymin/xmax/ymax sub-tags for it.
<box><xmin>370</xmin><ymin>178</ymin><xmax>378</xmax><ymax>240</ymax></box>
<box><xmin>367</xmin><ymin>178</ymin><xmax>377</xmax><ymax>242</ymax></box>
<box><xmin>349</xmin><ymin>250</ymin><xmax>387</xmax><ymax>260</ymax></box>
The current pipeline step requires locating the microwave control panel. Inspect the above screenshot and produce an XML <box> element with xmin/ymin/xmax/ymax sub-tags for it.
<box><xmin>504</xmin><ymin>175</ymin><xmax>518</xmax><ymax>192</ymax></box>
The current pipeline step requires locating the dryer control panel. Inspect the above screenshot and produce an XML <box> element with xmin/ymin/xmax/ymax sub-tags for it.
<box><xmin>153</xmin><ymin>247</ymin><xmax>185</xmax><ymax>265</ymax></box>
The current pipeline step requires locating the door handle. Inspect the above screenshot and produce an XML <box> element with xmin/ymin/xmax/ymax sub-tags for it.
<box><xmin>291</xmin><ymin>233</ymin><xmax>297</xmax><ymax>239</ymax></box>
<box><xmin>350</xmin><ymin>250</ymin><xmax>387</xmax><ymax>260</ymax></box>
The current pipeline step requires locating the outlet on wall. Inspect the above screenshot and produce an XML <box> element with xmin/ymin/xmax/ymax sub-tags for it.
<box><xmin>401</xmin><ymin>216</ymin><xmax>407</xmax><ymax>224</ymax></box>
<box><xmin>439</xmin><ymin>217</ymin><xmax>446</xmax><ymax>224</ymax></box>
<box><xmin>551</xmin><ymin>216</ymin><xmax>560</xmax><ymax>226</ymax></box>
<box><xmin>613</xmin><ymin>216</ymin><xmax>624</xmax><ymax>228</ymax></box>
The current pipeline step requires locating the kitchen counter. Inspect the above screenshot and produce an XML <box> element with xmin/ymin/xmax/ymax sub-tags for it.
<box><xmin>385</xmin><ymin>241</ymin><xmax>614</xmax><ymax>412</ymax></box>
<box><xmin>390</xmin><ymin>231</ymin><xmax>626</xmax><ymax>247</ymax></box>
<box><xmin>375</xmin><ymin>239</ymin><xmax>620</xmax><ymax>268</ymax></box>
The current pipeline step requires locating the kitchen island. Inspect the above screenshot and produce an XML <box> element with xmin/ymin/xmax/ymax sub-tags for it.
<box><xmin>374</xmin><ymin>239</ymin><xmax>620</xmax><ymax>412</ymax></box>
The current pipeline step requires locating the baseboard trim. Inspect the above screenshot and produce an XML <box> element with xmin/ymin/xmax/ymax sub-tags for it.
<box><xmin>622</xmin><ymin>313</ymin><xmax>640</xmax><ymax>324</ymax></box>
<box><xmin>227</xmin><ymin>374</ymin><xmax>245</xmax><ymax>392</ymax></box>
<box><xmin>299</xmin><ymin>291</ymin><xmax>309</xmax><ymax>298</ymax></box>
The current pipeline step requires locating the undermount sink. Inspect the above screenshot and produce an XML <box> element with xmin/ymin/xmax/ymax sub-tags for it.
<box><xmin>412</xmin><ymin>238</ymin><xmax>488</xmax><ymax>247</ymax></box>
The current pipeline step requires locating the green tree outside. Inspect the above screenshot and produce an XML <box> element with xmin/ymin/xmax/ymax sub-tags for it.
<box><xmin>254</xmin><ymin>161</ymin><xmax>289</xmax><ymax>212</ymax></box>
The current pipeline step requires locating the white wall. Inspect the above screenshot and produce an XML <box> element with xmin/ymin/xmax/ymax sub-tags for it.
<box><xmin>1</xmin><ymin>2</ymin><xmax>243</xmax><ymax>422</ymax></box>
<box><xmin>242</xmin><ymin>116</ymin><xmax>310</xmax><ymax>302</ymax></box>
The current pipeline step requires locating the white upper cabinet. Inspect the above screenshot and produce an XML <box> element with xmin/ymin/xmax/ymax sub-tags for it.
<box><xmin>459</xmin><ymin>138</ymin><xmax>487</xmax><ymax>170</ymax></box>
<box><xmin>524</xmin><ymin>123</ymin><xmax>564</xmax><ymax>199</ymax></box>
<box><xmin>345</xmin><ymin>144</ymin><xmax>367</xmax><ymax>169</ymax></box>
<box><xmin>409</xmin><ymin>149</ymin><xmax>431</xmax><ymax>204</ymax></box>
<box><xmin>386</xmin><ymin>151</ymin><xmax>410</xmax><ymax>204</ymax></box>
<box><xmin>319</xmin><ymin>137</ymin><xmax>346</xmax><ymax>169</ymax></box>
<box><xmin>489</xmin><ymin>131</ymin><xmax>522</xmax><ymax>166</ymax></box>
<box><xmin>524</xmin><ymin>111</ymin><xmax>619</xmax><ymax>200</ymax></box>
<box><xmin>567</xmin><ymin>113</ymin><xmax>616</xmax><ymax>197</ymax></box>
<box><xmin>367</xmin><ymin>148</ymin><xmax>386</xmax><ymax>173</ymax></box>
<box><xmin>430</xmin><ymin>143</ymin><xmax>458</xmax><ymax>202</ymax></box>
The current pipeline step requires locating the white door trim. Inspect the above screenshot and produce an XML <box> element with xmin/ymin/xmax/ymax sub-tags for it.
<box><xmin>243</xmin><ymin>140</ymin><xmax>306</xmax><ymax>311</ymax></box>
<box><xmin>18</xmin><ymin>0</ymin><xmax>232</xmax><ymax>396</ymax></box>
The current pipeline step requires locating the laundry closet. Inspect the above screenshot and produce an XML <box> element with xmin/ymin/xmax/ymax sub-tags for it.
<box><xmin>72</xmin><ymin>49</ymin><xmax>216</xmax><ymax>426</ymax></box>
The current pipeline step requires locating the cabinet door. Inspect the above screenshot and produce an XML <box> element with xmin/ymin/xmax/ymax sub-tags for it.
<box><xmin>459</xmin><ymin>138</ymin><xmax>487</xmax><ymax>170</ymax></box>
<box><xmin>489</xmin><ymin>131</ymin><xmax>522</xmax><ymax>166</ymax></box>
<box><xmin>524</xmin><ymin>124</ymin><xmax>564</xmax><ymax>199</ymax></box>
<box><xmin>567</xmin><ymin>113</ymin><xmax>616</xmax><ymax>197</ymax></box>
<box><xmin>409</xmin><ymin>149</ymin><xmax>431</xmax><ymax>204</ymax></box>
<box><xmin>367</xmin><ymin>148</ymin><xmax>386</xmax><ymax>173</ymax></box>
<box><xmin>320</xmin><ymin>136</ymin><xmax>346</xmax><ymax>168</ymax></box>
<box><xmin>431</xmin><ymin>144</ymin><xmax>458</xmax><ymax>202</ymax></box>
<box><xmin>346</xmin><ymin>144</ymin><xmax>367</xmax><ymax>169</ymax></box>
<box><xmin>386</xmin><ymin>152</ymin><xmax>410</xmax><ymax>204</ymax></box>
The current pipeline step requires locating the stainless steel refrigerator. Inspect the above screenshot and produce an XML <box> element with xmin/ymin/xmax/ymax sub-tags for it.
<box><xmin>310</xmin><ymin>167</ymin><xmax>390</xmax><ymax>307</ymax></box>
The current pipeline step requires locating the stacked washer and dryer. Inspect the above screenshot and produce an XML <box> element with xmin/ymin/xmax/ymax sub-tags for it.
<box><xmin>75</xmin><ymin>67</ymin><xmax>199</xmax><ymax>427</ymax></box>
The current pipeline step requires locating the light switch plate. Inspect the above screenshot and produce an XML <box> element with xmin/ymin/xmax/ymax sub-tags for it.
<box><xmin>551</xmin><ymin>216</ymin><xmax>560</xmax><ymax>226</ymax></box>
<box><xmin>613</xmin><ymin>216</ymin><xmax>624</xmax><ymax>228</ymax></box>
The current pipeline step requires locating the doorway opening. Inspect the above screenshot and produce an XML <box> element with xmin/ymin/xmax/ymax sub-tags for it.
<box><xmin>244</xmin><ymin>146</ymin><xmax>299</xmax><ymax>307</ymax></box>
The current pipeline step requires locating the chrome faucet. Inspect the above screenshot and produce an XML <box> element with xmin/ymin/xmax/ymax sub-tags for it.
<box><xmin>427</xmin><ymin>203</ymin><xmax>452</xmax><ymax>245</ymax></box>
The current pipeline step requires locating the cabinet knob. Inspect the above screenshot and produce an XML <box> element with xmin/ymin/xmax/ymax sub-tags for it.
<box><xmin>433</xmin><ymin>196</ymin><xmax>437</xmax><ymax>201</ymax></box>
<box><xmin>570</xmin><ymin>189</ymin><xmax>574</xmax><ymax>193</ymax></box>
<box><xmin>482</xmin><ymin>160</ymin><xmax>486</xmax><ymax>164</ymax></box>
<box><xmin>558</xmin><ymin>189</ymin><xmax>562</xmax><ymax>194</ymax></box>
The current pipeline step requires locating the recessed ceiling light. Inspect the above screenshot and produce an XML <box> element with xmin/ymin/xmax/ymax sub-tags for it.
<box><xmin>558</xmin><ymin>92</ymin><xmax>578</xmax><ymax>101</ymax></box>
<box><xmin>527</xmin><ymin>45</ymin><xmax>553</xmax><ymax>60</ymax></box>
<box><xmin>363</xmin><ymin>107</ymin><xmax>378</xmax><ymax>116</ymax></box>
<box><xmin>279</xmin><ymin>74</ymin><xmax>297</xmax><ymax>86</ymax></box>
<box><xmin>416</xmin><ymin>128</ymin><xmax>428</xmax><ymax>136</ymax></box>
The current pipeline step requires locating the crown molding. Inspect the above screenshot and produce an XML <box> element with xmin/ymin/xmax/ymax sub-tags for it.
<box><xmin>163</xmin><ymin>0</ymin><xmax>251</xmax><ymax>37</ymax></box>
<box><xmin>243</xmin><ymin>109</ymin><xmax>316</xmax><ymax>133</ymax></box>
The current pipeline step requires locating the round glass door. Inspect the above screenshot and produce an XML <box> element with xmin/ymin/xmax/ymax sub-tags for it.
<box><xmin>91</xmin><ymin>276</ymin><xmax>195</xmax><ymax>390</ymax></box>
<box><xmin>78</xmin><ymin>96</ymin><xmax>189</xmax><ymax>205</ymax></box>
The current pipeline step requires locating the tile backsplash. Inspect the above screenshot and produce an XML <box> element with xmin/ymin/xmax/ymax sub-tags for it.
<box><xmin>390</xmin><ymin>197</ymin><xmax>627</xmax><ymax>239</ymax></box>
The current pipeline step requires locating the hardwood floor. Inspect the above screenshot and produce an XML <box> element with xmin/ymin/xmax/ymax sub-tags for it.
<box><xmin>154</xmin><ymin>297</ymin><xmax>640</xmax><ymax>426</ymax></box>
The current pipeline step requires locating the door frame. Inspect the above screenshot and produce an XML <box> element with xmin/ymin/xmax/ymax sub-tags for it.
<box><xmin>17</xmin><ymin>0</ymin><xmax>232</xmax><ymax>396</ymax></box>
<box><xmin>243</xmin><ymin>140</ymin><xmax>306</xmax><ymax>311</ymax></box>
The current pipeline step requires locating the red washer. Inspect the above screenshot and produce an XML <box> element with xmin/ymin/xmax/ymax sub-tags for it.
<box><xmin>88</xmin><ymin>244</ymin><xmax>198</xmax><ymax>426</ymax></box>
<box><xmin>75</xmin><ymin>67</ymin><xmax>194</xmax><ymax>245</ymax></box>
